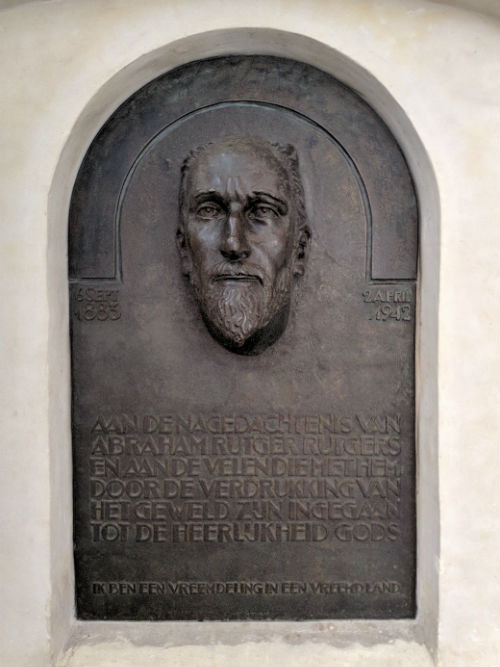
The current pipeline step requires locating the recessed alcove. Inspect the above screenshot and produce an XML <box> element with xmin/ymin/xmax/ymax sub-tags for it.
<box><xmin>1</xmin><ymin>2</ymin><xmax>498</xmax><ymax>666</ymax></box>
<box><xmin>48</xmin><ymin>26</ymin><xmax>439</xmax><ymax>665</ymax></box>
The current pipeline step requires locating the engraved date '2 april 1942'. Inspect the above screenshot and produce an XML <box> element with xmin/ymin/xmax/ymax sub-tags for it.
<box><xmin>362</xmin><ymin>288</ymin><xmax>413</xmax><ymax>322</ymax></box>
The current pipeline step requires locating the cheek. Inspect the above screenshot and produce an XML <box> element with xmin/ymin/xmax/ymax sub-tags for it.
<box><xmin>253</xmin><ymin>227</ymin><xmax>294</xmax><ymax>270</ymax></box>
<box><xmin>187</xmin><ymin>226</ymin><xmax>219</xmax><ymax>265</ymax></box>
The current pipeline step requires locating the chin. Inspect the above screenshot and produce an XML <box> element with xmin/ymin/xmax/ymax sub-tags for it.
<box><xmin>190</xmin><ymin>268</ymin><xmax>292</xmax><ymax>355</ymax></box>
<box><xmin>202</xmin><ymin>303</ymin><xmax>290</xmax><ymax>355</ymax></box>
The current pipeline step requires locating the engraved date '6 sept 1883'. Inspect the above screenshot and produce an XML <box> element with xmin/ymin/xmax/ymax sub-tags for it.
<box><xmin>72</xmin><ymin>287</ymin><xmax>121</xmax><ymax>322</ymax></box>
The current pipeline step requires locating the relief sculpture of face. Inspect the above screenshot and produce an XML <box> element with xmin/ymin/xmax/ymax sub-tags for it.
<box><xmin>177</xmin><ymin>137</ymin><xmax>310</xmax><ymax>355</ymax></box>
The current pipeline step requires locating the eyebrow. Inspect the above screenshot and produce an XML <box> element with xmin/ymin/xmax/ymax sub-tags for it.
<box><xmin>251</xmin><ymin>191</ymin><xmax>289</xmax><ymax>213</ymax></box>
<box><xmin>193</xmin><ymin>190</ymin><xmax>220</xmax><ymax>199</ymax></box>
<box><xmin>191</xmin><ymin>191</ymin><xmax>227</xmax><ymax>206</ymax></box>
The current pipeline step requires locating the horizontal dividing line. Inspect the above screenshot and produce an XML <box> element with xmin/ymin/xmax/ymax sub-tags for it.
<box><xmin>367</xmin><ymin>279</ymin><xmax>416</xmax><ymax>284</ymax></box>
<box><xmin>69</xmin><ymin>278</ymin><xmax>122</xmax><ymax>285</ymax></box>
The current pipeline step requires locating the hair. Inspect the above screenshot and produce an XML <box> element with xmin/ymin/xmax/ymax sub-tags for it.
<box><xmin>178</xmin><ymin>137</ymin><xmax>308</xmax><ymax>233</ymax></box>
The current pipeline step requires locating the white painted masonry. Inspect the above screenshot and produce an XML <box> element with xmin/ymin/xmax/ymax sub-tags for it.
<box><xmin>0</xmin><ymin>1</ymin><xmax>498</xmax><ymax>665</ymax></box>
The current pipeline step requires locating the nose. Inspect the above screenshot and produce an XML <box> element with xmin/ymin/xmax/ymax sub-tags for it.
<box><xmin>220</xmin><ymin>211</ymin><xmax>250</xmax><ymax>261</ymax></box>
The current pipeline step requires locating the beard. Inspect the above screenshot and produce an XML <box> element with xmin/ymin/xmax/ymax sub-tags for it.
<box><xmin>190</xmin><ymin>262</ymin><xmax>291</xmax><ymax>347</ymax></box>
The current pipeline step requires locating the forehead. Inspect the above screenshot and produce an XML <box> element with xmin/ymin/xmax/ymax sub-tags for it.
<box><xmin>186</xmin><ymin>144</ymin><xmax>289</xmax><ymax>197</ymax></box>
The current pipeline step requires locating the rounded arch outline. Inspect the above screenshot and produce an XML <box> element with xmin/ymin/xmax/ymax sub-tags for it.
<box><xmin>114</xmin><ymin>99</ymin><xmax>374</xmax><ymax>282</ymax></box>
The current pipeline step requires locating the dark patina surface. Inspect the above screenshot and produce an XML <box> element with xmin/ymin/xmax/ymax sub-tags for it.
<box><xmin>70</xmin><ymin>56</ymin><xmax>417</xmax><ymax>620</ymax></box>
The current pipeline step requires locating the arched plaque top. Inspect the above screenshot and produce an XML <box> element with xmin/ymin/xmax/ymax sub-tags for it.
<box><xmin>69</xmin><ymin>55</ymin><xmax>417</xmax><ymax>283</ymax></box>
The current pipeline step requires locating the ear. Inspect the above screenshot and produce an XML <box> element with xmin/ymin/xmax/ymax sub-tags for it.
<box><xmin>293</xmin><ymin>225</ymin><xmax>311</xmax><ymax>277</ymax></box>
<box><xmin>176</xmin><ymin>228</ymin><xmax>192</xmax><ymax>276</ymax></box>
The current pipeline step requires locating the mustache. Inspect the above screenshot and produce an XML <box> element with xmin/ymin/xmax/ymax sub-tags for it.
<box><xmin>209</xmin><ymin>261</ymin><xmax>266</xmax><ymax>285</ymax></box>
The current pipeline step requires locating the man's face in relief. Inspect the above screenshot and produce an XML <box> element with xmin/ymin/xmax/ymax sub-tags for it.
<box><xmin>177</xmin><ymin>138</ymin><xmax>309</xmax><ymax>355</ymax></box>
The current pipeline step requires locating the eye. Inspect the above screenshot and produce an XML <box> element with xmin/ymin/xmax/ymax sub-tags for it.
<box><xmin>196</xmin><ymin>203</ymin><xmax>223</xmax><ymax>219</ymax></box>
<box><xmin>248</xmin><ymin>204</ymin><xmax>278</xmax><ymax>222</ymax></box>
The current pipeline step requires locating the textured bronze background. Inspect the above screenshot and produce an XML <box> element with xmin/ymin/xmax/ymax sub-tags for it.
<box><xmin>70</xmin><ymin>56</ymin><xmax>417</xmax><ymax>620</ymax></box>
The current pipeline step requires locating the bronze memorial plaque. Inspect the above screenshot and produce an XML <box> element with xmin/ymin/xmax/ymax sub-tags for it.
<box><xmin>70</xmin><ymin>56</ymin><xmax>417</xmax><ymax>620</ymax></box>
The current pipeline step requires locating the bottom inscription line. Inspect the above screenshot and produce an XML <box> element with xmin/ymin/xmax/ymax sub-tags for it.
<box><xmin>91</xmin><ymin>580</ymin><xmax>401</xmax><ymax>596</ymax></box>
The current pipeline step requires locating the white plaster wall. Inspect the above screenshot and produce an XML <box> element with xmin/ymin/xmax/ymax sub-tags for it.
<box><xmin>0</xmin><ymin>1</ymin><xmax>498</xmax><ymax>666</ymax></box>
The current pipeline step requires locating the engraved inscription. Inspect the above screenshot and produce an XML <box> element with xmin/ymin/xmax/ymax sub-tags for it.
<box><xmin>363</xmin><ymin>287</ymin><xmax>413</xmax><ymax>322</ymax></box>
<box><xmin>91</xmin><ymin>580</ymin><xmax>402</xmax><ymax>595</ymax></box>
<box><xmin>87</xmin><ymin>413</ymin><xmax>402</xmax><ymax>545</ymax></box>
<box><xmin>72</xmin><ymin>286</ymin><xmax>121</xmax><ymax>322</ymax></box>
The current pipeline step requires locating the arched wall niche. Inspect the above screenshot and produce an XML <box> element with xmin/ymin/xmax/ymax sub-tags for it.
<box><xmin>47</xmin><ymin>27</ymin><xmax>440</xmax><ymax>661</ymax></box>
